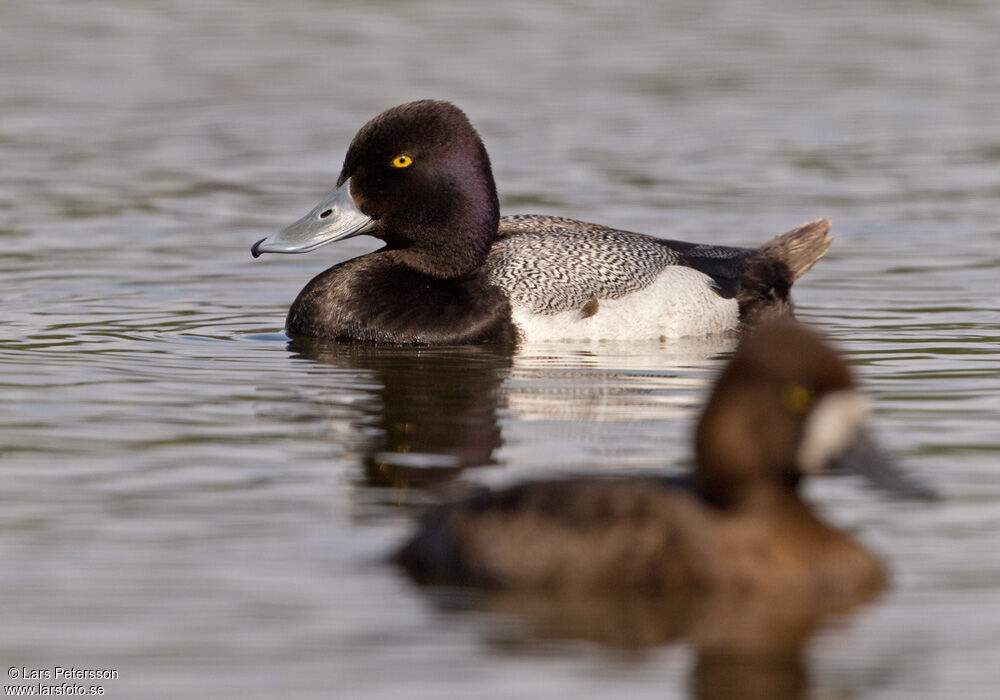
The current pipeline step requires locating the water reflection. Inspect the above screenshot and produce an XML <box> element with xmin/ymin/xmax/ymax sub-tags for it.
<box><xmin>508</xmin><ymin>336</ymin><xmax>734</xmax><ymax>423</ymax></box>
<box><xmin>289</xmin><ymin>338</ymin><xmax>513</xmax><ymax>490</ymax></box>
<box><xmin>426</xmin><ymin>588</ymin><xmax>879</xmax><ymax>700</ymax></box>
<box><xmin>286</xmin><ymin>335</ymin><xmax>735</xmax><ymax>498</ymax></box>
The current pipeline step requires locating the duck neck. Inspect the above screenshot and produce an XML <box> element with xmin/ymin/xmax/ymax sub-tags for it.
<box><xmin>710</xmin><ymin>479</ymin><xmax>804</xmax><ymax>514</ymax></box>
<box><xmin>384</xmin><ymin>206</ymin><xmax>498</xmax><ymax>279</ymax></box>
<box><xmin>385</xmin><ymin>145</ymin><xmax>500</xmax><ymax>279</ymax></box>
<box><xmin>693</xmin><ymin>446</ymin><xmax>802</xmax><ymax>509</ymax></box>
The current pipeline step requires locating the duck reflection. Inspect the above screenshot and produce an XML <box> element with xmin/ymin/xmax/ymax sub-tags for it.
<box><xmin>440</xmin><ymin>587</ymin><xmax>876</xmax><ymax>700</ymax></box>
<box><xmin>286</xmin><ymin>335</ymin><xmax>736</xmax><ymax>494</ymax></box>
<box><xmin>288</xmin><ymin>337</ymin><xmax>513</xmax><ymax>490</ymax></box>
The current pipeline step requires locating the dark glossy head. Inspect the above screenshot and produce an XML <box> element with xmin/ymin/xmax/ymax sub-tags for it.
<box><xmin>342</xmin><ymin>101</ymin><xmax>499</xmax><ymax>276</ymax></box>
<box><xmin>253</xmin><ymin>100</ymin><xmax>500</xmax><ymax>278</ymax></box>
<box><xmin>695</xmin><ymin>319</ymin><xmax>934</xmax><ymax>505</ymax></box>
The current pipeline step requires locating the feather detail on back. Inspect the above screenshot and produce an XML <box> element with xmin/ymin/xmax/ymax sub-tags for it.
<box><xmin>488</xmin><ymin>217</ymin><xmax>685</xmax><ymax>314</ymax></box>
<box><xmin>487</xmin><ymin>215</ymin><xmax>832</xmax><ymax>339</ymax></box>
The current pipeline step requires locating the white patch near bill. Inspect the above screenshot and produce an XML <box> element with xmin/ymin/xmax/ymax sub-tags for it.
<box><xmin>797</xmin><ymin>390</ymin><xmax>870</xmax><ymax>473</ymax></box>
<box><xmin>509</xmin><ymin>266</ymin><xmax>739</xmax><ymax>341</ymax></box>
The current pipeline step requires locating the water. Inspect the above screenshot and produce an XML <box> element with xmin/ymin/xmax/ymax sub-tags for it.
<box><xmin>1</xmin><ymin>0</ymin><xmax>999</xmax><ymax>697</ymax></box>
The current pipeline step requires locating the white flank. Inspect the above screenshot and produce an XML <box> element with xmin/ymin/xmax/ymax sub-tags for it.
<box><xmin>510</xmin><ymin>267</ymin><xmax>739</xmax><ymax>341</ymax></box>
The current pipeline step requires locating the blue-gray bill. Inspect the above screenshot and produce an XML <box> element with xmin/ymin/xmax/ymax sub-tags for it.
<box><xmin>833</xmin><ymin>428</ymin><xmax>939</xmax><ymax>500</ymax></box>
<box><xmin>251</xmin><ymin>182</ymin><xmax>374</xmax><ymax>257</ymax></box>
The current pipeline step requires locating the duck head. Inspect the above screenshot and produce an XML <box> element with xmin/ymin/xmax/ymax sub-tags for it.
<box><xmin>252</xmin><ymin>100</ymin><xmax>500</xmax><ymax>279</ymax></box>
<box><xmin>695</xmin><ymin>319</ymin><xmax>936</xmax><ymax>506</ymax></box>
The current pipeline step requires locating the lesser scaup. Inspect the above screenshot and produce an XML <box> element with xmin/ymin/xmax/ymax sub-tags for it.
<box><xmin>252</xmin><ymin>100</ymin><xmax>833</xmax><ymax>344</ymax></box>
<box><xmin>393</xmin><ymin>319</ymin><xmax>935</xmax><ymax>595</ymax></box>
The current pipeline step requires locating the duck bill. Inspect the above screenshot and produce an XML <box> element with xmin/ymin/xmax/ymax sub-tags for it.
<box><xmin>251</xmin><ymin>182</ymin><xmax>374</xmax><ymax>257</ymax></box>
<box><xmin>831</xmin><ymin>428</ymin><xmax>938</xmax><ymax>500</ymax></box>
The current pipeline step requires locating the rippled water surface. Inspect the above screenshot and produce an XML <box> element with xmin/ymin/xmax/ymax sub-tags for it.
<box><xmin>2</xmin><ymin>1</ymin><xmax>999</xmax><ymax>697</ymax></box>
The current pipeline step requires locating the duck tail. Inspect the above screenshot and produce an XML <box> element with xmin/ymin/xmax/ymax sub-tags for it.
<box><xmin>756</xmin><ymin>218</ymin><xmax>833</xmax><ymax>282</ymax></box>
<box><xmin>737</xmin><ymin>218</ymin><xmax>833</xmax><ymax>326</ymax></box>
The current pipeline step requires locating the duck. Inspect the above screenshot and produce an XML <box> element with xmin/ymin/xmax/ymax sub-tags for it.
<box><xmin>252</xmin><ymin>100</ymin><xmax>833</xmax><ymax>345</ymax></box>
<box><xmin>393</xmin><ymin>319</ymin><xmax>936</xmax><ymax>597</ymax></box>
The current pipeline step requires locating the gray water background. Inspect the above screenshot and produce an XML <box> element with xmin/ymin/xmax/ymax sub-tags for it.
<box><xmin>1</xmin><ymin>0</ymin><xmax>999</xmax><ymax>697</ymax></box>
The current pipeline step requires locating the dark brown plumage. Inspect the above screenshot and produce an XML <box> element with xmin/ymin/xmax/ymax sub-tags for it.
<box><xmin>394</xmin><ymin>320</ymin><xmax>930</xmax><ymax>599</ymax></box>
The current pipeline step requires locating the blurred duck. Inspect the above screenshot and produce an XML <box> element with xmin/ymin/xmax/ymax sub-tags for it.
<box><xmin>394</xmin><ymin>319</ymin><xmax>935</xmax><ymax>596</ymax></box>
<box><xmin>252</xmin><ymin>100</ymin><xmax>832</xmax><ymax>344</ymax></box>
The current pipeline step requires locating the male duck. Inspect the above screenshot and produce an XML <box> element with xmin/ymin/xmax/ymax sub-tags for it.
<box><xmin>393</xmin><ymin>320</ymin><xmax>935</xmax><ymax>596</ymax></box>
<box><xmin>252</xmin><ymin>100</ymin><xmax>832</xmax><ymax>345</ymax></box>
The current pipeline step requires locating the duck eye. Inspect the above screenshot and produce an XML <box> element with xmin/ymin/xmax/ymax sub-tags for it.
<box><xmin>782</xmin><ymin>384</ymin><xmax>815</xmax><ymax>415</ymax></box>
<box><xmin>391</xmin><ymin>154</ymin><xmax>413</xmax><ymax>169</ymax></box>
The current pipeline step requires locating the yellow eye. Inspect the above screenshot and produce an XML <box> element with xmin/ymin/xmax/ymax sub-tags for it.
<box><xmin>391</xmin><ymin>154</ymin><xmax>413</xmax><ymax>168</ymax></box>
<box><xmin>782</xmin><ymin>384</ymin><xmax>815</xmax><ymax>415</ymax></box>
